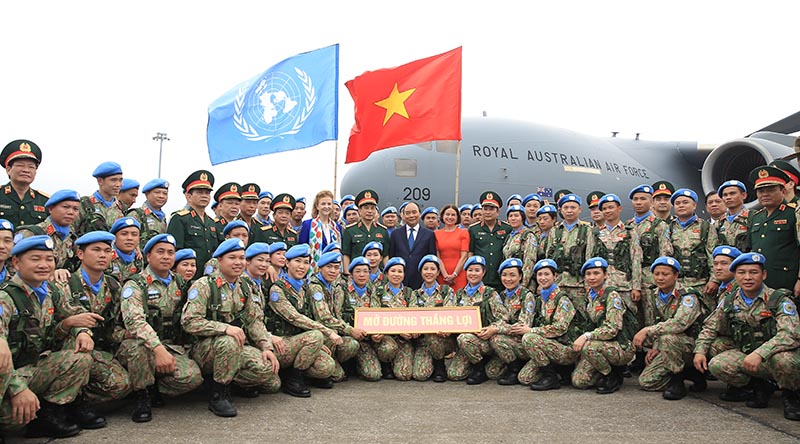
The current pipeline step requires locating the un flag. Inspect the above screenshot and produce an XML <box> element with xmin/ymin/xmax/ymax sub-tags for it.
<box><xmin>207</xmin><ymin>44</ymin><xmax>339</xmax><ymax>165</ymax></box>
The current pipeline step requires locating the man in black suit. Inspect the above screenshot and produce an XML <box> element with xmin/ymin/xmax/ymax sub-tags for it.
<box><xmin>389</xmin><ymin>202</ymin><xmax>437</xmax><ymax>289</ymax></box>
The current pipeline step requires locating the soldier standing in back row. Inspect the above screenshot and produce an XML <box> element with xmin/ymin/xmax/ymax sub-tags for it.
<box><xmin>73</xmin><ymin>162</ymin><xmax>126</xmax><ymax>236</ymax></box>
<box><xmin>546</xmin><ymin>194</ymin><xmax>595</xmax><ymax>313</ymax></box>
<box><xmin>127</xmin><ymin>178</ymin><xmax>169</xmax><ymax>250</ymax></box>
<box><xmin>341</xmin><ymin>190</ymin><xmax>390</xmax><ymax>274</ymax></box>
<box><xmin>0</xmin><ymin>140</ymin><xmax>49</xmax><ymax>227</ymax></box>
<box><xmin>167</xmin><ymin>170</ymin><xmax>219</xmax><ymax>280</ymax></box>
<box><xmin>716</xmin><ymin>180</ymin><xmax>751</xmax><ymax>252</ymax></box>
<box><xmin>469</xmin><ymin>191</ymin><xmax>511</xmax><ymax>292</ymax></box>
<box><xmin>651</xmin><ymin>181</ymin><xmax>676</xmax><ymax>222</ymax></box>
<box><xmin>253</xmin><ymin>193</ymin><xmax>298</xmax><ymax>247</ymax></box>
<box><xmin>213</xmin><ymin>182</ymin><xmax>242</xmax><ymax>243</ymax></box>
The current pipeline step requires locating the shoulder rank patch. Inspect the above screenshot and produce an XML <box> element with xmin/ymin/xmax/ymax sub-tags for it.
<box><xmin>175</xmin><ymin>209</ymin><xmax>190</xmax><ymax>216</ymax></box>
<box><xmin>122</xmin><ymin>287</ymin><xmax>134</xmax><ymax>299</ymax></box>
<box><xmin>188</xmin><ymin>289</ymin><xmax>198</xmax><ymax>300</ymax></box>
<box><xmin>612</xmin><ymin>297</ymin><xmax>623</xmax><ymax>310</ymax></box>
<box><xmin>682</xmin><ymin>295</ymin><xmax>695</xmax><ymax>308</ymax></box>
<box><xmin>270</xmin><ymin>291</ymin><xmax>280</xmax><ymax>302</ymax></box>
<box><xmin>782</xmin><ymin>301</ymin><xmax>797</xmax><ymax>316</ymax></box>
<box><xmin>313</xmin><ymin>292</ymin><xmax>323</xmax><ymax>302</ymax></box>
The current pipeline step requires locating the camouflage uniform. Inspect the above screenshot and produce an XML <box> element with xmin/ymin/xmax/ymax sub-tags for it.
<box><xmin>717</xmin><ymin>209</ymin><xmax>751</xmax><ymax>252</ymax></box>
<box><xmin>265</xmin><ymin>278</ymin><xmax>337</xmax><ymax>379</ymax></box>
<box><xmin>695</xmin><ymin>285</ymin><xmax>800</xmax><ymax>391</ymax></box>
<box><xmin>0</xmin><ymin>275</ymin><xmax>92</xmax><ymax>427</ymax></box>
<box><xmin>126</xmin><ymin>203</ymin><xmax>168</xmax><ymax>250</ymax></box>
<box><xmin>16</xmin><ymin>218</ymin><xmax>78</xmax><ymax>271</ymax></box>
<box><xmin>638</xmin><ymin>285</ymin><xmax>703</xmax><ymax>391</ymax></box>
<box><xmin>629</xmin><ymin>213</ymin><xmax>672</xmax><ymax>289</ymax></box>
<box><xmin>337</xmin><ymin>278</ymin><xmax>382</xmax><ymax>381</ymax></box>
<box><xmin>572</xmin><ymin>288</ymin><xmax>635</xmax><ymax>389</ymax></box>
<box><xmin>407</xmin><ymin>284</ymin><xmax>457</xmax><ymax>381</ymax></box>
<box><xmin>116</xmin><ymin>267</ymin><xmax>203</xmax><ymax>396</ymax></box>
<box><xmin>448</xmin><ymin>285</ymin><xmax>510</xmax><ymax>380</ymax></box>
<box><xmin>107</xmin><ymin>249</ymin><xmax>144</xmax><ymax>283</ymax></box>
<box><xmin>503</xmin><ymin>228</ymin><xmax>539</xmax><ymax>291</ymax></box>
<box><xmin>181</xmin><ymin>271</ymin><xmax>277</xmax><ymax>390</ymax></box>
<box><xmin>668</xmin><ymin>217</ymin><xmax>719</xmax><ymax>310</ymax></box>
<box><xmin>53</xmin><ymin>273</ymin><xmax>131</xmax><ymax>403</ymax></box>
<box><xmin>306</xmin><ymin>274</ymin><xmax>360</xmax><ymax>381</ymax></box>
<box><xmin>489</xmin><ymin>286</ymin><xmax>533</xmax><ymax>379</ymax></box>
<box><xmin>73</xmin><ymin>194</ymin><xmax>126</xmax><ymax>235</ymax></box>
<box><xmin>547</xmin><ymin>221</ymin><xmax>596</xmax><ymax>314</ymax></box>
<box><xmin>591</xmin><ymin>222</ymin><xmax>643</xmax><ymax>312</ymax></box>
<box><xmin>371</xmin><ymin>283</ymin><xmax>414</xmax><ymax>380</ymax></box>
<box><xmin>520</xmin><ymin>287</ymin><xmax>580</xmax><ymax>384</ymax></box>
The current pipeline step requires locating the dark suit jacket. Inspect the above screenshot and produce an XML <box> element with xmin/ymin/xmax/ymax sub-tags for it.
<box><xmin>389</xmin><ymin>224</ymin><xmax>437</xmax><ymax>289</ymax></box>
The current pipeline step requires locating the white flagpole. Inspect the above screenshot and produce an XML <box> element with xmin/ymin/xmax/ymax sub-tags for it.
<box><xmin>333</xmin><ymin>140</ymin><xmax>339</xmax><ymax>197</ymax></box>
<box><xmin>454</xmin><ymin>141</ymin><xmax>462</xmax><ymax>205</ymax></box>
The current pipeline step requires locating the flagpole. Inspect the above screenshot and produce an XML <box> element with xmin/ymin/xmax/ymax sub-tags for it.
<box><xmin>333</xmin><ymin>140</ymin><xmax>339</xmax><ymax>197</ymax></box>
<box><xmin>454</xmin><ymin>141</ymin><xmax>462</xmax><ymax>205</ymax></box>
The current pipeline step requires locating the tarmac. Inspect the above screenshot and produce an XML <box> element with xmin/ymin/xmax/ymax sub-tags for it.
<box><xmin>6</xmin><ymin>377</ymin><xmax>800</xmax><ymax>444</ymax></box>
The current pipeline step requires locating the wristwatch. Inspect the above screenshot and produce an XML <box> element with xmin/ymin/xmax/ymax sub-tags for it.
<box><xmin>77</xmin><ymin>328</ymin><xmax>93</xmax><ymax>337</ymax></box>
<box><xmin>583</xmin><ymin>332</ymin><xmax>592</xmax><ymax>341</ymax></box>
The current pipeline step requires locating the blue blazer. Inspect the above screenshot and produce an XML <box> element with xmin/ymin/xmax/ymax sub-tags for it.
<box><xmin>389</xmin><ymin>225</ymin><xmax>437</xmax><ymax>290</ymax></box>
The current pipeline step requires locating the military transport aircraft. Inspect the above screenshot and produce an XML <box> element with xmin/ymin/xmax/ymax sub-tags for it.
<box><xmin>340</xmin><ymin>112</ymin><xmax>800</xmax><ymax>219</ymax></box>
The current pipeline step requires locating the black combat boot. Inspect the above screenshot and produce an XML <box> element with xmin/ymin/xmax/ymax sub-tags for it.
<box><xmin>307</xmin><ymin>376</ymin><xmax>334</xmax><ymax>389</ymax></box>
<box><xmin>662</xmin><ymin>372</ymin><xmax>688</xmax><ymax>400</ymax></box>
<box><xmin>784</xmin><ymin>390</ymin><xmax>800</xmax><ymax>421</ymax></box>
<box><xmin>497</xmin><ymin>359</ymin><xmax>523</xmax><ymax>385</ymax></box>
<box><xmin>381</xmin><ymin>361</ymin><xmax>396</xmax><ymax>380</ymax></box>
<box><xmin>556</xmin><ymin>364</ymin><xmax>575</xmax><ymax>387</ymax></box>
<box><xmin>432</xmin><ymin>359</ymin><xmax>447</xmax><ymax>383</ymax></box>
<box><xmin>208</xmin><ymin>381</ymin><xmax>237</xmax><ymax>417</ymax></box>
<box><xmin>68</xmin><ymin>394</ymin><xmax>107</xmax><ymax>429</ymax></box>
<box><xmin>466</xmin><ymin>359</ymin><xmax>489</xmax><ymax>385</ymax></box>
<box><xmin>719</xmin><ymin>385</ymin><xmax>753</xmax><ymax>402</ymax></box>
<box><xmin>530</xmin><ymin>365</ymin><xmax>561</xmax><ymax>391</ymax></box>
<box><xmin>26</xmin><ymin>400</ymin><xmax>81</xmax><ymax>438</ymax></box>
<box><xmin>148</xmin><ymin>382</ymin><xmax>165</xmax><ymax>407</ymax></box>
<box><xmin>281</xmin><ymin>368</ymin><xmax>311</xmax><ymax>398</ymax></box>
<box><xmin>745</xmin><ymin>378</ymin><xmax>775</xmax><ymax>409</ymax></box>
<box><xmin>231</xmin><ymin>383</ymin><xmax>260</xmax><ymax>398</ymax></box>
<box><xmin>131</xmin><ymin>389</ymin><xmax>152</xmax><ymax>423</ymax></box>
<box><xmin>596</xmin><ymin>366</ymin><xmax>623</xmax><ymax>394</ymax></box>
<box><xmin>682</xmin><ymin>366</ymin><xmax>707</xmax><ymax>392</ymax></box>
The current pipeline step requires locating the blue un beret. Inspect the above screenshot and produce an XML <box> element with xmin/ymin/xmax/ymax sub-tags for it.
<box><xmin>142</xmin><ymin>178</ymin><xmax>169</xmax><ymax>193</ymax></box>
<box><xmin>598</xmin><ymin>193</ymin><xmax>622</xmax><ymax>210</ymax></box>
<box><xmin>258</xmin><ymin>191</ymin><xmax>273</xmax><ymax>201</ymax></box>
<box><xmin>459</xmin><ymin>204</ymin><xmax>472</xmax><ymax>213</ymax></box>
<box><xmin>45</xmin><ymin>189</ymin><xmax>80</xmax><ymax>208</ymax></box>
<box><xmin>11</xmin><ymin>235</ymin><xmax>54</xmax><ymax>256</ymax></box>
<box><xmin>523</xmin><ymin>193</ymin><xmax>543</xmax><ymax>206</ymax></box>
<box><xmin>421</xmin><ymin>207</ymin><xmax>439</xmax><ymax>218</ymax></box>
<box><xmin>557</xmin><ymin>194</ymin><xmax>582</xmax><ymax>207</ymax></box>
<box><xmin>174</xmin><ymin>248</ymin><xmax>197</xmax><ymax>264</ymax></box>
<box><xmin>533</xmin><ymin>259</ymin><xmax>558</xmax><ymax>273</ymax></box>
<box><xmin>384</xmin><ymin>257</ymin><xmax>406</xmax><ymax>273</ymax></box>
<box><xmin>92</xmin><ymin>161</ymin><xmax>123</xmax><ymax>178</ymax></box>
<box><xmin>670</xmin><ymin>188</ymin><xmax>698</xmax><ymax>204</ymax></box>
<box><xmin>110</xmin><ymin>217</ymin><xmax>141</xmax><ymax>234</ymax></box>
<box><xmin>362</xmin><ymin>241</ymin><xmax>383</xmax><ymax>255</ymax></box>
<box><xmin>317</xmin><ymin>251</ymin><xmax>342</xmax><ymax>268</ymax></box>
<box><xmin>343</xmin><ymin>204</ymin><xmax>358</xmax><ymax>215</ymax></box>
<box><xmin>729</xmin><ymin>252</ymin><xmax>766</xmax><ymax>272</ymax></box>
<box><xmin>506</xmin><ymin>194</ymin><xmax>523</xmax><ymax>206</ymax></box>
<box><xmin>297</xmin><ymin>197</ymin><xmax>306</xmax><ymax>205</ymax></box>
<box><xmin>322</xmin><ymin>242</ymin><xmax>341</xmax><ymax>255</ymax></box>
<box><xmin>222</xmin><ymin>220</ymin><xmax>249</xmax><ymax>237</ymax></box>
<box><xmin>464</xmin><ymin>255</ymin><xmax>486</xmax><ymax>271</ymax></box>
<box><xmin>341</xmin><ymin>194</ymin><xmax>355</xmax><ymax>202</ymax></box>
<box><xmin>712</xmin><ymin>245</ymin><xmax>743</xmax><ymax>260</ymax></box>
<box><xmin>537</xmin><ymin>204</ymin><xmax>558</xmax><ymax>216</ymax></box>
<box><xmin>121</xmin><ymin>178</ymin><xmax>139</xmax><ymax>192</ymax></box>
<box><xmin>245</xmin><ymin>242</ymin><xmax>270</xmax><ymax>260</ymax></box>
<box><xmin>581</xmin><ymin>257</ymin><xmax>609</xmax><ymax>275</ymax></box>
<box><xmin>143</xmin><ymin>233</ymin><xmax>177</xmax><ymax>255</ymax></box>
<box><xmin>498</xmin><ymin>258</ymin><xmax>523</xmax><ymax>273</ymax></box>
<box><xmin>506</xmin><ymin>204</ymin><xmax>524</xmax><ymax>218</ymax></box>
<box><xmin>213</xmin><ymin>238</ymin><xmax>246</xmax><ymax>258</ymax></box>
<box><xmin>268</xmin><ymin>242</ymin><xmax>287</xmax><ymax>254</ymax></box>
<box><xmin>348</xmin><ymin>256</ymin><xmax>370</xmax><ymax>273</ymax></box>
<box><xmin>418</xmin><ymin>254</ymin><xmax>441</xmax><ymax>271</ymax></box>
<box><xmin>628</xmin><ymin>184</ymin><xmax>653</xmax><ymax>199</ymax></box>
<box><xmin>285</xmin><ymin>244</ymin><xmax>311</xmax><ymax>260</ymax></box>
<box><xmin>0</xmin><ymin>219</ymin><xmax>13</xmax><ymax>232</ymax></box>
<box><xmin>381</xmin><ymin>206</ymin><xmax>398</xmax><ymax>217</ymax></box>
<box><xmin>650</xmin><ymin>256</ymin><xmax>681</xmax><ymax>273</ymax></box>
<box><xmin>717</xmin><ymin>180</ymin><xmax>746</xmax><ymax>196</ymax></box>
<box><xmin>75</xmin><ymin>231</ymin><xmax>116</xmax><ymax>247</ymax></box>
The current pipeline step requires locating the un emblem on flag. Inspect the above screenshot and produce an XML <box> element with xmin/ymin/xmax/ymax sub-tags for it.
<box><xmin>233</xmin><ymin>67</ymin><xmax>316</xmax><ymax>141</ymax></box>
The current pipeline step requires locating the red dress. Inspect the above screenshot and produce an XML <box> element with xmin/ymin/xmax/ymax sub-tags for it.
<box><xmin>434</xmin><ymin>227</ymin><xmax>469</xmax><ymax>291</ymax></box>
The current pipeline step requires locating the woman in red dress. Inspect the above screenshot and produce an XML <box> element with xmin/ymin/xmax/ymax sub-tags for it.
<box><xmin>434</xmin><ymin>204</ymin><xmax>469</xmax><ymax>290</ymax></box>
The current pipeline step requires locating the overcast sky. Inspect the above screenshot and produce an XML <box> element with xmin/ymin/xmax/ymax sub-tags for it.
<box><xmin>2</xmin><ymin>1</ymin><xmax>798</xmax><ymax>213</ymax></box>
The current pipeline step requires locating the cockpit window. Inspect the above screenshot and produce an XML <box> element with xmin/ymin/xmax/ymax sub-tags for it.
<box><xmin>415</xmin><ymin>142</ymin><xmax>433</xmax><ymax>151</ymax></box>
<box><xmin>394</xmin><ymin>159</ymin><xmax>417</xmax><ymax>177</ymax></box>
<box><xmin>435</xmin><ymin>140</ymin><xmax>459</xmax><ymax>154</ymax></box>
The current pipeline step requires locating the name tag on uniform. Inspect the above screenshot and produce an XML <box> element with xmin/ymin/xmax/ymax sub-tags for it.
<box><xmin>774</xmin><ymin>220</ymin><xmax>787</xmax><ymax>225</ymax></box>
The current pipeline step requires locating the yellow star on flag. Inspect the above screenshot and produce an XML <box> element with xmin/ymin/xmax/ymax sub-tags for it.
<box><xmin>374</xmin><ymin>83</ymin><xmax>416</xmax><ymax>126</ymax></box>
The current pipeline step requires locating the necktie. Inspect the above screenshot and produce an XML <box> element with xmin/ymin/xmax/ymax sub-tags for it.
<box><xmin>408</xmin><ymin>227</ymin><xmax>415</xmax><ymax>250</ymax></box>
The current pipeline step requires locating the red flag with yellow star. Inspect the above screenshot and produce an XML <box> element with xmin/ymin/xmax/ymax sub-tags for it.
<box><xmin>344</xmin><ymin>47</ymin><xmax>462</xmax><ymax>163</ymax></box>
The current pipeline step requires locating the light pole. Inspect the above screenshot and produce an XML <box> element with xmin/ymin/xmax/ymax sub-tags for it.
<box><xmin>152</xmin><ymin>132</ymin><xmax>170</xmax><ymax>178</ymax></box>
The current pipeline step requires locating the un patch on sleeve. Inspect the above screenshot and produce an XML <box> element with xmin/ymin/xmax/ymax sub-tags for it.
<box><xmin>188</xmin><ymin>289</ymin><xmax>199</xmax><ymax>300</ymax></box>
<box><xmin>313</xmin><ymin>292</ymin><xmax>323</xmax><ymax>302</ymax></box>
<box><xmin>204</xmin><ymin>265</ymin><xmax>213</xmax><ymax>275</ymax></box>
<box><xmin>682</xmin><ymin>295</ymin><xmax>695</xmax><ymax>308</ymax></box>
<box><xmin>122</xmin><ymin>287</ymin><xmax>134</xmax><ymax>299</ymax></box>
<box><xmin>612</xmin><ymin>297</ymin><xmax>623</xmax><ymax>310</ymax></box>
<box><xmin>561</xmin><ymin>299</ymin><xmax>571</xmax><ymax>312</ymax></box>
<box><xmin>270</xmin><ymin>291</ymin><xmax>280</xmax><ymax>302</ymax></box>
<box><xmin>526</xmin><ymin>301</ymin><xmax>534</xmax><ymax>313</ymax></box>
<box><xmin>782</xmin><ymin>301</ymin><xmax>797</xmax><ymax>316</ymax></box>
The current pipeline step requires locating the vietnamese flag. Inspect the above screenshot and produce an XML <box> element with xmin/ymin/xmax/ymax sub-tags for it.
<box><xmin>345</xmin><ymin>47</ymin><xmax>462</xmax><ymax>163</ymax></box>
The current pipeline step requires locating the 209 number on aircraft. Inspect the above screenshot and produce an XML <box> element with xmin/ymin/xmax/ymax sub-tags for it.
<box><xmin>403</xmin><ymin>187</ymin><xmax>430</xmax><ymax>201</ymax></box>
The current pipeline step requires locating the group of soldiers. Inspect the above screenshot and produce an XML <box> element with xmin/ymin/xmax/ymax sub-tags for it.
<box><xmin>0</xmin><ymin>138</ymin><xmax>798</xmax><ymax>441</ymax></box>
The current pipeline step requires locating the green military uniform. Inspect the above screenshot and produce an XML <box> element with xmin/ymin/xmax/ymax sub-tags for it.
<box><xmin>469</xmin><ymin>191</ymin><xmax>511</xmax><ymax>291</ymax></box>
<box><xmin>251</xmin><ymin>192</ymin><xmax>299</xmax><ymax>246</ymax></box>
<box><xmin>0</xmin><ymin>140</ymin><xmax>49</xmax><ymax>227</ymax></box>
<box><xmin>213</xmin><ymin>182</ymin><xmax>242</xmax><ymax>244</ymax></box>
<box><xmin>342</xmin><ymin>221</ymin><xmax>389</xmax><ymax>262</ymax></box>
<box><xmin>167</xmin><ymin>170</ymin><xmax>219</xmax><ymax>280</ymax></box>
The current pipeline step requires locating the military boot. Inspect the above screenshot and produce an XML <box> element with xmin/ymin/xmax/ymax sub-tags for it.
<box><xmin>307</xmin><ymin>377</ymin><xmax>334</xmax><ymax>389</ymax></box>
<box><xmin>530</xmin><ymin>366</ymin><xmax>561</xmax><ymax>391</ymax></box>
<box><xmin>208</xmin><ymin>381</ymin><xmax>237</xmax><ymax>417</ymax></box>
<box><xmin>131</xmin><ymin>389</ymin><xmax>152</xmax><ymax>423</ymax></box>
<box><xmin>432</xmin><ymin>359</ymin><xmax>447</xmax><ymax>383</ymax></box>
<box><xmin>231</xmin><ymin>383</ymin><xmax>260</xmax><ymax>398</ymax></box>
<box><xmin>745</xmin><ymin>378</ymin><xmax>774</xmax><ymax>409</ymax></box>
<box><xmin>784</xmin><ymin>390</ymin><xmax>800</xmax><ymax>421</ymax></box>
<box><xmin>719</xmin><ymin>385</ymin><xmax>752</xmax><ymax>402</ymax></box>
<box><xmin>26</xmin><ymin>400</ymin><xmax>81</xmax><ymax>439</ymax></box>
<box><xmin>683</xmin><ymin>366</ymin><xmax>707</xmax><ymax>392</ymax></box>
<box><xmin>662</xmin><ymin>372</ymin><xmax>688</xmax><ymax>400</ymax></box>
<box><xmin>596</xmin><ymin>366</ymin><xmax>623</xmax><ymax>394</ymax></box>
<box><xmin>68</xmin><ymin>394</ymin><xmax>107</xmax><ymax>429</ymax></box>
<box><xmin>281</xmin><ymin>368</ymin><xmax>311</xmax><ymax>398</ymax></box>
<box><xmin>148</xmin><ymin>382</ymin><xmax>165</xmax><ymax>407</ymax></box>
<box><xmin>466</xmin><ymin>359</ymin><xmax>489</xmax><ymax>385</ymax></box>
<box><xmin>381</xmin><ymin>361</ymin><xmax>395</xmax><ymax>380</ymax></box>
<box><xmin>556</xmin><ymin>364</ymin><xmax>575</xmax><ymax>387</ymax></box>
<box><xmin>497</xmin><ymin>359</ymin><xmax>523</xmax><ymax>386</ymax></box>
